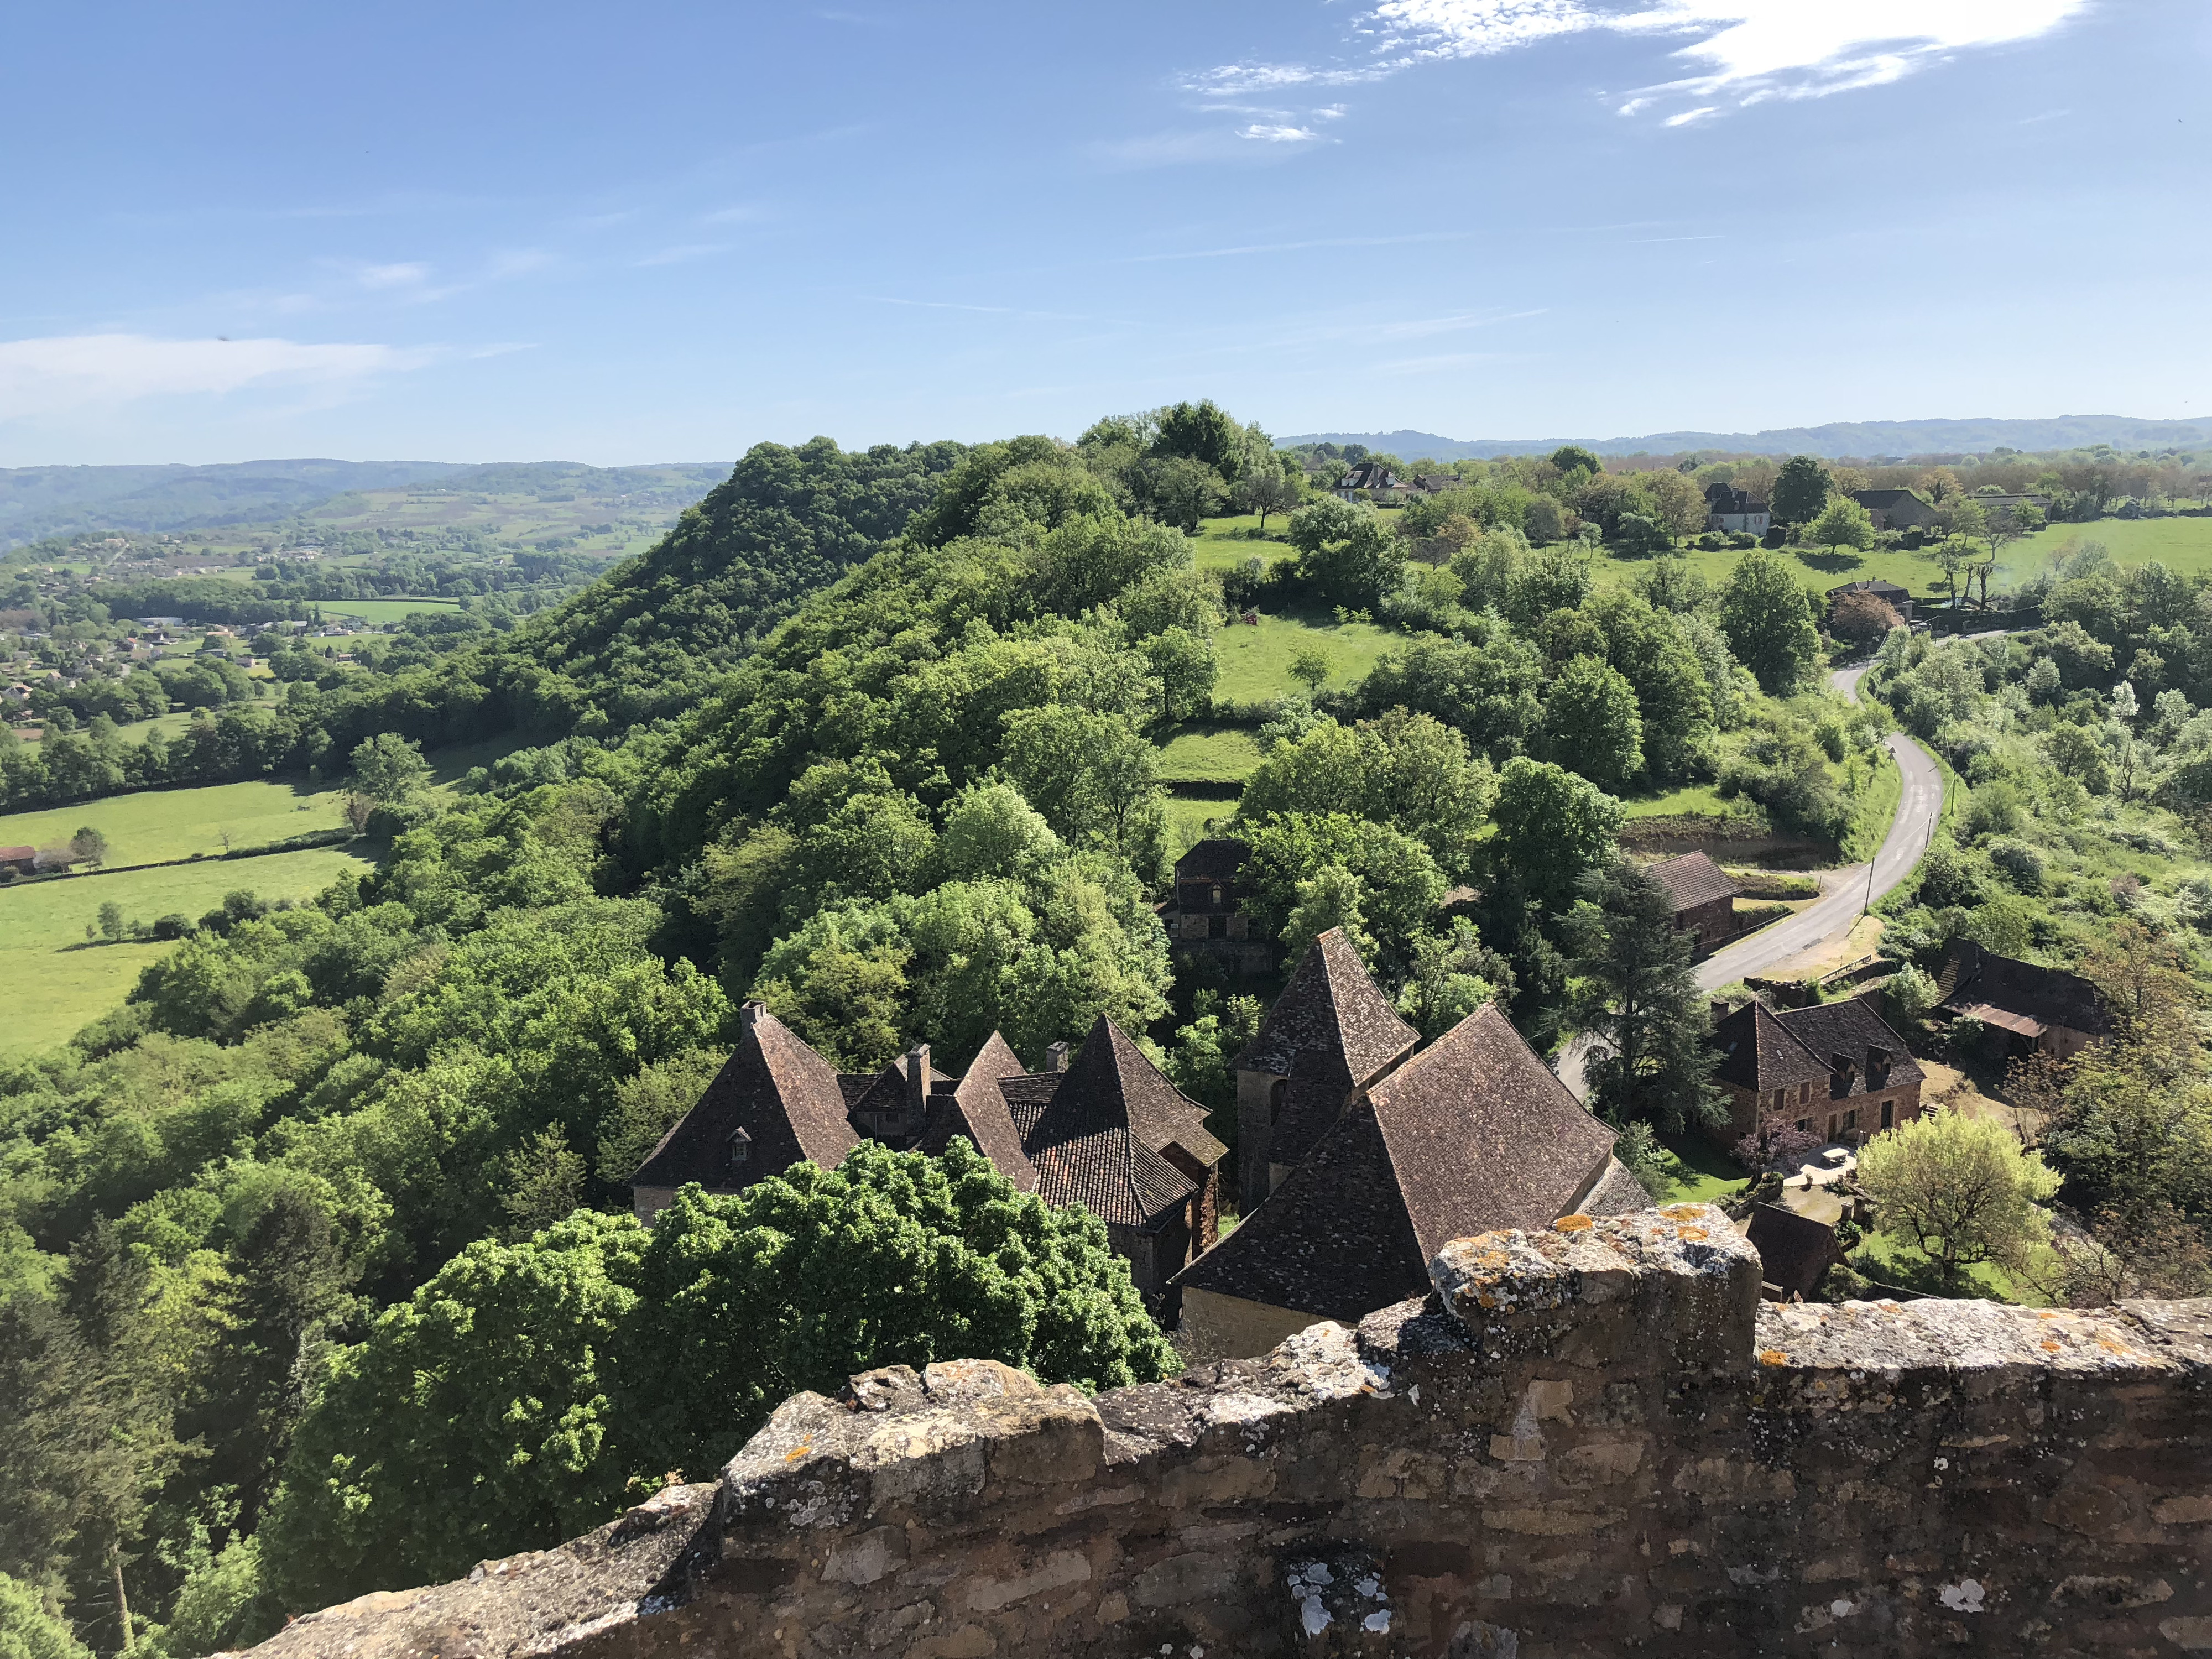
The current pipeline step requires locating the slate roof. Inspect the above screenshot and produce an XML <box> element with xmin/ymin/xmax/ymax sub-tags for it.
<box><xmin>1013</xmin><ymin>1017</ymin><xmax>1217</xmax><ymax>1230</ymax></box>
<box><xmin>1937</xmin><ymin>941</ymin><xmax>2110</xmax><ymax>1037</ymax></box>
<box><xmin>630</xmin><ymin>1004</ymin><xmax>859</xmax><ymax>1192</ymax></box>
<box><xmin>1711</xmin><ymin>1000</ymin><xmax>1830</xmax><ymax>1094</ymax></box>
<box><xmin>1745</xmin><ymin>1203</ymin><xmax>1839</xmax><ymax>1300</ymax></box>
<box><xmin>1264</xmin><ymin>1041</ymin><xmax>1360</xmax><ymax>1172</ymax></box>
<box><xmin>916</xmin><ymin>1033</ymin><xmax>1037</xmax><ymax>1192</ymax></box>
<box><xmin>1237</xmin><ymin>927</ymin><xmax>1418</xmax><ymax>1084</ymax></box>
<box><xmin>1339</xmin><ymin>462</ymin><xmax>1397</xmax><ymax>491</ymax></box>
<box><xmin>1828</xmin><ymin>576</ymin><xmax>1913</xmax><ymax>599</ymax></box>
<box><xmin>1712</xmin><ymin>997</ymin><xmax>1923</xmax><ymax>1103</ymax></box>
<box><xmin>1175</xmin><ymin>838</ymin><xmax>1246</xmax><ymax>880</ymax></box>
<box><xmin>1175</xmin><ymin>1002</ymin><xmax>1615</xmax><ymax>1323</ymax></box>
<box><xmin>1777</xmin><ymin>998</ymin><xmax>1924</xmax><ymax>1100</ymax></box>
<box><xmin>1646</xmin><ymin>851</ymin><xmax>1739</xmax><ymax>914</ymax></box>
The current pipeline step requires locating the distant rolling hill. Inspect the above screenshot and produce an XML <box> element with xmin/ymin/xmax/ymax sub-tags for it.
<box><xmin>1284</xmin><ymin>415</ymin><xmax>2212</xmax><ymax>462</ymax></box>
<box><xmin>0</xmin><ymin>457</ymin><xmax>725</xmax><ymax>549</ymax></box>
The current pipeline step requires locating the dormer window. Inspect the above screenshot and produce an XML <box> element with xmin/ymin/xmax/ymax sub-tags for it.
<box><xmin>724</xmin><ymin>1126</ymin><xmax>752</xmax><ymax>1177</ymax></box>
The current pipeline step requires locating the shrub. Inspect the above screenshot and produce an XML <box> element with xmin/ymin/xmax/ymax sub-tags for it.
<box><xmin>1986</xmin><ymin>837</ymin><xmax>2047</xmax><ymax>893</ymax></box>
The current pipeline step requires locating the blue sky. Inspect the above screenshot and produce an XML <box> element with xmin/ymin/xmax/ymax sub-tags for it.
<box><xmin>2</xmin><ymin>1</ymin><xmax>2205</xmax><ymax>465</ymax></box>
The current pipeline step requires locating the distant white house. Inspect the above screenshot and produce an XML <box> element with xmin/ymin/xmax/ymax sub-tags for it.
<box><xmin>1703</xmin><ymin>482</ymin><xmax>1770</xmax><ymax>535</ymax></box>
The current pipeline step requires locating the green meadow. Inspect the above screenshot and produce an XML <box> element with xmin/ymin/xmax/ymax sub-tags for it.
<box><xmin>0</xmin><ymin>778</ymin><xmax>346</xmax><ymax>866</ymax></box>
<box><xmin>0</xmin><ymin>844</ymin><xmax>375</xmax><ymax>1056</ymax></box>
<box><xmin>1154</xmin><ymin>724</ymin><xmax>1265</xmax><ymax>784</ymax></box>
<box><xmin>321</xmin><ymin>596</ymin><xmax>467</xmax><ymax>624</ymax></box>
<box><xmin>1214</xmin><ymin>612</ymin><xmax>1399</xmax><ymax>703</ymax></box>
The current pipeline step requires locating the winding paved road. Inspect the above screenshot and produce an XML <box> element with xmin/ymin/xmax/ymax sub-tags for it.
<box><xmin>1555</xmin><ymin>658</ymin><xmax>1944</xmax><ymax>1099</ymax></box>
<box><xmin>1691</xmin><ymin>662</ymin><xmax>1942</xmax><ymax>990</ymax></box>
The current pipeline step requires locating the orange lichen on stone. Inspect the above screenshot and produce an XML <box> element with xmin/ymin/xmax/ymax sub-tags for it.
<box><xmin>784</xmin><ymin>1442</ymin><xmax>814</xmax><ymax>1463</ymax></box>
<box><xmin>1554</xmin><ymin>1215</ymin><xmax>1594</xmax><ymax>1233</ymax></box>
<box><xmin>1672</xmin><ymin>1226</ymin><xmax>1709</xmax><ymax>1242</ymax></box>
<box><xmin>2042</xmin><ymin>1340</ymin><xmax>2062</xmax><ymax>1352</ymax></box>
<box><xmin>1758</xmin><ymin>1350</ymin><xmax>1790</xmax><ymax>1366</ymax></box>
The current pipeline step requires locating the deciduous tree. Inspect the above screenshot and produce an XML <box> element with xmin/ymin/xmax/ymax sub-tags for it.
<box><xmin>1856</xmin><ymin>1109</ymin><xmax>2059</xmax><ymax>1292</ymax></box>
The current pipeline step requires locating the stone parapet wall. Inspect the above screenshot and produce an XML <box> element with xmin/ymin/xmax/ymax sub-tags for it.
<box><xmin>234</xmin><ymin>1206</ymin><xmax>2212</xmax><ymax>1659</ymax></box>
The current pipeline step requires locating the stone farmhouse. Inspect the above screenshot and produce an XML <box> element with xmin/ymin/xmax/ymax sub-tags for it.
<box><xmin>1709</xmin><ymin>994</ymin><xmax>1925</xmax><ymax>1146</ymax></box>
<box><xmin>1702</xmin><ymin>481</ymin><xmax>1770</xmax><ymax>535</ymax></box>
<box><xmin>1846</xmin><ymin>487</ymin><xmax>1940</xmax><ymax>531</ymax></box>
<box><xmin>629</xmin><ymin>1003</ymin><xmax>1225</xmax><ymax>1309</ymax></box>
<box><xmin>1156</xmin><ymin>837</ymin><xmax>1271</xmax><ymax>978</ymax></box>
<box><xmin>1827</xmin><ymin>575</ymin><xmax>1916</xmax><ymax>622</ymax></box>
<box><xmin>1644</xmin><ymin>851</ymin><xmax>1739</xmax><ymax>953</ymax></box>
<box><xmin>1936</xmin><ymin>939</ymin><xmax>2110</xmax><ymax>1060</ymax></box>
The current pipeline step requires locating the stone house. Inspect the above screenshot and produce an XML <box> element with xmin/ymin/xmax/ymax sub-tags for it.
<box><xmin>1703</xmin><ymin>482</ymin><xmax>1770</xmax><ymax>535</ymax></box>
<box><xmin>1645</xmin><ymin>851</ymin><xmax>1739</xmax><ymax>953</ymax></box>
<box><xmin>1709</xmin><ymin>995</ymin><xmax>1925</xmax><ymax>1146</ymax></box>
<box><xmin>1846</xmin><ymin>489</ymin><xmax>1939</xmax><ymax>532</ymax></box>
<box><xmin>1936</xmin><ymin>940</ymin><xmax>2110</xmax><ymax>1060</ymax></box>
<box><xmin>1159</xmin><ymin>838</ymin><xmax>1270</xmax><ymax>978</ymax></box>
<box><xmin>1827</xmin><ymin>576</ymin><xmax>1916</xmax><ymax>622</ymax></box>
<box><xmin>632</xmin><ymin>1004</ymin><xmax>1227</xmax><ymax>1312</ymax></box>
<box><xmin>1173</xmin><ymin>1001</ymin><xmax>1644</xmax><ymax>1360</ymax></box>
<box><xmin>1232</xmin><ymin>927</ymin><xmax>1418</xmax><ymax>1215</ymax></box>
<box><xmin>0</xmin><ymin>844</ymin><xmax>36</xmax><ymax>875</ymax></box>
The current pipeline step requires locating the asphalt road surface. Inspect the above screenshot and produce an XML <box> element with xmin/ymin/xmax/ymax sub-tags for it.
<box><xmin>1692</xmin><ymin>662</ymin><xmax>1942</xmax><ymax>990</ymax></box>
<box><xmin>1555</xmin><ymin>657</ymin><xmax>1944</xmax><ymax>1099</ymax></box>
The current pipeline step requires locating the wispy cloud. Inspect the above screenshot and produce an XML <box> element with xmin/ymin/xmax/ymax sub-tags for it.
<box><xmin>633</xmin><ymin>243</ymin><xmax>727</xmax><ymax>268</ymax></box>
<box><xmin>1240</xmin><ymin>123</ymin><xmax>1327</xmax><ymax>143</ymax></box>
<box><xmin>357</xmin><ymin>262</ymin><xmax>431</xmax><ymax>290</ymax></box>
<box><xmin>1191</xmin><ymin>0</ymin><xmax>2090</xmax><ymax>123</ymax></box>
<box><xmin>1113</xmin><ymin>230</ymin><xmax>1477</xmax><ymax>264</ymax></box>
<box><xmin>0</xmin><ymin>333</ymin><xmax>439</xmax><ymax>418</ymax></box>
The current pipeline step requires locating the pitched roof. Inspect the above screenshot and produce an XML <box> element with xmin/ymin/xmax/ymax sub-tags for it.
<box><xmin>1710</xmin><ymin>1000</ymin><xmax>1830</xmax><ymax>1093</ymax></box>
<box><xmin>1055</xmin><ymin>1015</ymin><xmax>1227</xmax><ymax>1172</ymax></box>
<box><xmin>917</xmin><ymin>1032</ymin><xmax>1037</xmax><ymax>1192</ymax></box>
<box><xmin>1236</xmin><ymin>927</ymin><xmax>1418</xmax><ymax>1084</ymax></box>
<box><xmin>1774</xmin><ymin>998</ymin><xmax>1924</xmax><ymax>1100</ymax></box>
<box><xmin>0</xmin><ymin>846</ymin><xmax>34</xmax><ymax>862</ymax></box>
<box><xmin>1645</xmin><ymin>851</ymin><xmax>1739</xmax><ymax>913</ymax></box>
<box><xmin>1846</xmin><ymin>490</ymin><xmax>1925</xmax><ymax>510</ymax></box>
<box><xmin>629</xmin><ymin>1005</ymin><xmax>859</xmax><ymax>1191</ymax></box>
<box><xmin>1828</xmin><ymin>576</ymin><xmax>1912</xmax><ymax>598</ymax></box>
<box><xmin>1937</xmin><ymin>941</ymin><xmax>2109</xmax><ymax>1036</ymax></box>
<box><xmin>1264</xmin><ymin>1041</ymin><xmax>1359</xmax><ymax>1172</ymax></box>
<box><xmin>1745</xmin><ymin>1203</ymin><xmax>1839</xmax><ymax>1300</ymax></box>
<box><xmin>1175</xmin><ymin>1003</ymin><xmax>1615</xmax><ymax>1323</ymax></box>
<box><xmin>1174</xmin><ymin>838</ymin><xmax>1246</xmax><ymax>880</ymax></box>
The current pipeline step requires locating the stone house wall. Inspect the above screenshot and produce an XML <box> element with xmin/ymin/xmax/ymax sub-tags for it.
<box><xmin>232</xmin><ymin>1207</ymin><xmax>2211</xmax><ymax>1659</ymax></box>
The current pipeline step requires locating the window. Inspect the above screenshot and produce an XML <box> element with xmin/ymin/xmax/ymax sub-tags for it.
<box><xmin>1211</xmin><ymin>884</ymin><xmax>1224</xmax><ymax>906</ymax></box>
<box><xmin>1795</xmin><ymin>1118</ymin><xmax>1811</xmax><ymax>1134</ymax></box>
<box><xmin>1843</xmin><ymin>1110</ymin><xmax>1857</xmax><ymax>1134</ymax></box>
<box><xmin>724</xmin><ymin>1126</ymin><xmax>752</xmax><ymax>1177</ymax></box>
<box><xmin>1827</xmin><ymin>1114</ymin><xmax>1839</xmax><ymax>1141</ymax></box>
<box><xmin>1880</xmin><ymin>1099</ymin><xmax>1893</xmax><ymax>1130</ymax></box>
<box><xmin>1268</xmin><ymin>1078</ymin><xmax>1287</xmax><ymax>1125</ymax></box>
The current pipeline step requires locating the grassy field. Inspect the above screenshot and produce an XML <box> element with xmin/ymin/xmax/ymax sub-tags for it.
<box><xmin>1164</xmin><ymin>795</ymin><xmax>1234</xmax><ymax>854</ymax></box>
<box><xmin>320</xmin><ymin>596</ymin><xmax>467</xmax><ymax>624</ymax></box>
<box><xmin>1155</xmin><ymin>724</ymin><xmax>1265</xmax><ymax>784</ymax></box>
<box><xmin>0</xmin><ymin>778</ymin><xmax>344</xmax><ymax>866</ymax></box>
<box><xmin>1649</xmin><ymin>1133</ymin><xmax>1749</xmax><ymax>1205</ymax></box>
<box><xmin>0</xmin><ymin>845</ymin><xmax>375</xmax><ymax>1057</ymax></box>
<box><xmin>1620</xmin><ymin>781</ymin><xmax>1735</xmax><ymax>820</ymax></box>
<box><xmin>1593</xmin><ymin>514</ymin><xmax>2212</xmax><ymax>603</ymax></box>
<box><xmin>1215</xmin><ymin>613</ymin><xmax>1399</xmax><ymax>703</ymax></box>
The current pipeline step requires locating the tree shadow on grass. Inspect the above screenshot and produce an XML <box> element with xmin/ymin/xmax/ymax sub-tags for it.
<box><xmin>1795</xmin><ymin>550</ymin><xmax>1871</xmax><ymax>575</ymax></box>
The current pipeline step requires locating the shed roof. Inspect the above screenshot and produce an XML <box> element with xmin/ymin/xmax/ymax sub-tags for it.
<box><xmin>1937</xmin><ymin>941</ymin><xmax>2109</xmax><ymax>1037</ymax></box>
<box><xmin>1646</xmin><ymin>851</ymin><xmax>1739</xmax><ymax>914</ymax></box>
<box><xmin>1745</xmin><ymin>1203</ymin><xmax>1838</xmax><ymax>1300</ymax></box>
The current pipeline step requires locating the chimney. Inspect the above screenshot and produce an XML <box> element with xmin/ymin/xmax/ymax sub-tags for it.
<box><xmin>904</xmin><ymin>1044</ymin><xmax>931</xmax><ymax>1112</ymax></box>
<box><xmin>1045</xmin><ymin>1040</ymin><xmax>1070</xmax><ymax>1074</ymax></box>
<box><xmin>741</xmin><ymin>1000</ymin><xmax>768</xmax><ymax>1031</ymax></box>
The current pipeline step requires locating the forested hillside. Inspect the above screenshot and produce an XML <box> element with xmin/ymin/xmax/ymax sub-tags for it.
<box><xmin>0</xmin><ymin>403</ymin><xmax>1935</xmax><ymax>1658</ymax></box>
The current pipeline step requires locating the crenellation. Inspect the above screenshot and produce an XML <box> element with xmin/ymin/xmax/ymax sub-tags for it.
<box><xmin>229</xmin><ymin>1205</ymin><xmax>2211</xmax><ymax>1659</ymax></box>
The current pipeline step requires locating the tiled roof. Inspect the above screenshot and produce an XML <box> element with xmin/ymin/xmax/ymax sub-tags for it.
<box><xmin>1746</xmin><ymin>1203</ymin><xmax>1838</xmax><ymax>1300</ymax></box>
<box><xmin>1236</xmin><ymin>927</ymin><xmax>1417</xmax><ymax>1084</ymax></box>
<box><xmin>1264</xmin><ymin>1042</ymin><xmax>1358</xmax><ymax>1172</ymax></box>
<box><xmin>1060</xmin><ymin>1015</ymin><xmax>1228</xmax><ymax>1170</ymax></box>
<box><xmin>1775</xmin><ymin>998</ymin><xmax>1924</xmax><ymax>1100</ymax></box>
<box><xmin>1645</xmin><ymin>851</ymin><xmax>1739</xmax><ymax>913</ymax></box>
<box><xmin>1828</xmin><ymin>576</ymin><xmax>1912</xmax><ymax>598</ymax></box>
<box><xmin>917</xmin><ymin>1032</ymin><xmax>1037</xmax><ymax>1192</ymax></box>
<box><xmin>1937</xmin><ymin>942</ymin><xmax>2109</xmax><ymax>1036</ymax></box>
<box><xmin>1176</xmin><ymin>1002</ymin><xmax>1615</xmax><ymax>1323</ymax></box>
<box><xmin>629</xmin><ymin>1005</ymin><xmax>859</xmax><ymax>1191</ymax></box>
<box><xmin>1710</xmin><ymin>1000</ymin><xmax>1829</xmax><ymax>1093</ymax></box>
<box><xmin>1175</xmin><ymin>838</ymin><xmax>1246</xmax><ymax>880</ymax></box>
